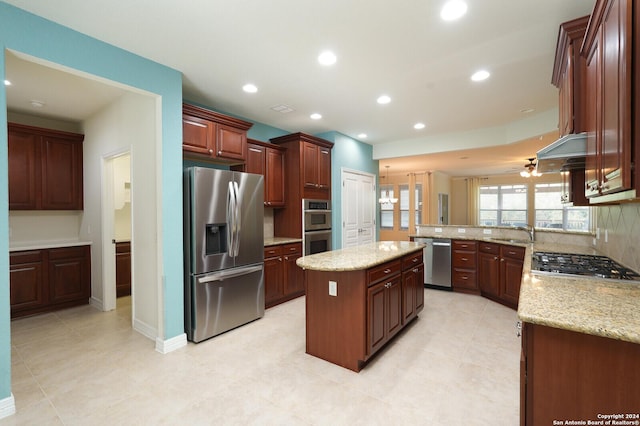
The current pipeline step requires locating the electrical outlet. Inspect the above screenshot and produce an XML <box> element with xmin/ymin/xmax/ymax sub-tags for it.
<box><xmin>605</xmin><ymin>229</ymin><xmax>608</xmax><ymax>243</ymax></box>
<box><xmin>435</xmin><ymin>227</ymin><xmax>443</xmax><ymax>233</ymax></box>
<box><xmin>596</xmin><ymin>228</ymin><xmax>600</xmax><ymax>239</ymax></box>
<box><xmin>483</xmin><ymin>229</ymin><xmax>492</xmax><ymax>235</ymax></box>
<box><xmin>329</xmin><ymin>281</ymin><xmax>337</xmax><ymax>297</ymax></box>
<box><xmin>458</xmin><ymin>228</ymin><xmax>466</xmax><ymax>233</ymax></box>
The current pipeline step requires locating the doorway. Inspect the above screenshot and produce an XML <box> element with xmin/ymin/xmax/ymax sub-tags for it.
<box><xmin>341</xmin><ymin>169</ymin><xmax>376</xmax><ymax>248</ymax></box>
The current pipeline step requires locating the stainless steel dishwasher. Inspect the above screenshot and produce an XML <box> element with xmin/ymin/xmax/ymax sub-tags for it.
<box><xmin>414</xmin><ymin>238</ymin><xmax>452</xmax><ymax>290</ymax></box>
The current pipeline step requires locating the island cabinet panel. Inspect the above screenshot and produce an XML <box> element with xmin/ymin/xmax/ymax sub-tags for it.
<box><xmin>304</xmin><ymin>248</ymin><xmax>423</xmax><ymax>372</ymax></box>
<box><xmin>521</xmin><ymin>322</ymin><xmax>640</xmax><ymax>425</ymax></box>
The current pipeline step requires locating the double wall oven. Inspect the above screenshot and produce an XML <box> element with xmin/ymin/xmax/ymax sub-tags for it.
<box><xmin>302</xmin><ymin>199</ymin><xmax>332</xmax><ymax>256</ymax></box>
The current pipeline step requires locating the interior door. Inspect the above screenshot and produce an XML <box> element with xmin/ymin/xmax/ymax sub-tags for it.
<box><xmin>342</xmin><ymin>170</ymin><xmax>375</xmax><ymax>248</ymax></box>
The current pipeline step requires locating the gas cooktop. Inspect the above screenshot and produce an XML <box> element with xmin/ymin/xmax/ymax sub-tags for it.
<box><xmin>532</xmin><ymin>252</ymin><xmax>640</xmax><ymax>281</ymax></box>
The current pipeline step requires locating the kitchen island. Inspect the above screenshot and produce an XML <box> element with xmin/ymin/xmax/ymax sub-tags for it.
<box><xmin>296</xmin><ymin>241</ymin><xmax>425</xmax><ymax>372</ymax></box>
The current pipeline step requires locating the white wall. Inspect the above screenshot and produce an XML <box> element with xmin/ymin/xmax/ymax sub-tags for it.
<box><xmin>82</xmin><ymin>92</ymin><xmax>159</xmax><ymax>339</ymax></box>
<box><xmin>113</xmin><ymin>154</ymin><xmax>131</xmax><ymax>241</ymax></box>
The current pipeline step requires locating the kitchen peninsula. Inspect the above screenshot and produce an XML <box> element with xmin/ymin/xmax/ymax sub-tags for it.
<box><xmin>296</xmin><ymin>241</ymin><xmax>424</xmax><ymax>372</ymax></box>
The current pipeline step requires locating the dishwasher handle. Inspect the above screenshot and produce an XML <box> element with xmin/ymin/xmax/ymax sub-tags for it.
<box><xmin>432</xmin><ymin>241</ymin><xmax>451</xmax><ymax>247</ymax></box>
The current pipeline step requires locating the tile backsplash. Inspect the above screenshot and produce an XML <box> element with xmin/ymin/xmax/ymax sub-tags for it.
<box><xmin>595</xmin><ymin>203</ymin><xmax>640</xmax><ymax>273</ymax></box>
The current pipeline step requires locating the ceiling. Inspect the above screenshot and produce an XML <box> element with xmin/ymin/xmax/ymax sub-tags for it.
<box><xmin>3</xmin><ymin>0</ymin><xmax>593</xmax><ymax>176</ymax></box>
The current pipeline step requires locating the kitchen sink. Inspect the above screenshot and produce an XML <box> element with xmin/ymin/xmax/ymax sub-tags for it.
<box><xmin>491</xmin><ymin>238</ymin><xmax>531</xmax><ymax>244</ymax></box>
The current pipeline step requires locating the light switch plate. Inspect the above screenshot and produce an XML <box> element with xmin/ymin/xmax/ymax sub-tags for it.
<box><xmin>329</xmin><ymin>281</ymin><xmax>337</xmax><ymax>297</ymax></box>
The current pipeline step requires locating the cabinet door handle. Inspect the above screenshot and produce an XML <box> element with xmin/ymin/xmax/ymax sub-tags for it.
<box><xmin>278</xmin><ymin>257</ymin><xmax>282</xmax><ymax>262</ymax></box>
<box><xmin>284</xmin><ymin>256</ymin><xmax>289</xmax><ymax>261</ymax></box>
<box><xmin>383</xmin><ymin>269</ymin><xmax>391</xmax><ymax>274</ymax></box>
<box><xmin>218</xmin><ymin>150</ymin><xmax>222</xmax><ymax>155</ymax></box>
<box><xmin>516</xmin><ymin>321</ymin><xmax>522</xmax><ymax>338</ymax></box>
<box><xmin>494</xmin><ymin>256</ymin><xmax>498</xmax><ymax>260</ymax></box>
<box><xmin>412</xmin><ymin>258</ymin><xmax>418</xmax><ymax>263</ymax></box>
<box><xmin>208</xmin><ymin>149</ymin><xmax>213</xmax><ymax>154</ymax></box>
<box><xmin>412</xmin><ymin>268</ymin><xmax>419</xmax><ymax>273</ymax></box>
<box><xmin>461</xmin><ymin>257</ymin><xmax>468</xmax><ymax>261</ymax></box>
<box><xmin>500</xmin><ymin>258</ymin><xmax>505</xmax><ymax>262</ymax></box>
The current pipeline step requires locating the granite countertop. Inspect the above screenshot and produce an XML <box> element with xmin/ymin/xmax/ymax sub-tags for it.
<box><xmin>9</xmin><ymin>240</ymin><xmax>93</xmax><ymax>252</ymax></box>
<box><xmin>517</xmin><ymin>242</ymin><xmax>640</xmax><ymax>345</ymax></box>
<box><xmin>264</xmin><ymin>237</ymin><xmax>303</xmax><ymax>247</ymax></box>
<box><xmin>296</xmin><ymin>241</ymin><xmax>424</xmax><ymax>271</ymax></box>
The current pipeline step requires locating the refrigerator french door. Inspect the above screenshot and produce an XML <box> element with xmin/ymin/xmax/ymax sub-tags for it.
<box><xmin>184</xmin><ymin>167</ymin><xmax>265</xmax><ymax>343</ymax></box>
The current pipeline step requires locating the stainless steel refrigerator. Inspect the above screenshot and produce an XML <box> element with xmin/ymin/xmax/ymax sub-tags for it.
<box><xmin>184</xmin><ymin>167</ymin><xmax>265</xmax><ymax>342</ymax></box>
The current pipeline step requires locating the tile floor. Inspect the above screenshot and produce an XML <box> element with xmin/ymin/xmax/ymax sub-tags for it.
<box><xmin>3</xmin><ymin>289</ymin><xmax>521</xmax><ymax>425</ymax></box>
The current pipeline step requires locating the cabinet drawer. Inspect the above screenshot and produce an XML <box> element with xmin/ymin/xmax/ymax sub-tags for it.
<box><xmin>282</xmin><ymin>243</ymin><xmax>302</xmax><ymax>256</ymax></box>
<box><xmin>402</xmin><ymin>251</ymin><xmax>423</xmax><ymax>270</ymax></box>
<box><xmin>115</xmin><ymin>242</ymin><xmax>131</xmax><ymax>254</ymax></box>
<box><xmin>452</xmin><ymin>269</ymin><xmax>477</xmax><ymax>286</ymax></box>
<box><xmin>368</xmin><ymin>260</ymin><xmax>401</xmax><ymax>285</ymax></box>
<box><xmin>501</xmin><ymin>245</ymin><xmax>525</xmax><ymax>260</ymax></box>
<box><xmin>452</xmin><ymin>251</ymin><xmax>477</xmax><ymax>268</ymax></box>
<box><xmin>49</xmin><ymin>246</ymin><xmax>88</xmax><ymax>260</ymax></box>
<box><xmin>10</xmin><ymin>250</ymin><xmax>45</xmax><ymax>265</ymax></box>
<box><xmin>264</xmin><ymin>246</ymin><xmax>283</xmax><ymax>259</ymax></box>
<box><xmin>452</xmin><ymin>240</ymin><xmax>477</xmax><ymax>251</ymax></box>
<box><xmin>479</xmin><ymin>242</ymin><xmax>499</xmax><ymax>255</ymax></box>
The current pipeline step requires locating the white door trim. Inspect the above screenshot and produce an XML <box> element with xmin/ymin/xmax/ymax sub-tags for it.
<box><xmin>341</xmin><ymin>168</ymin><xmax>376</xmax><ymax>248</ymax></box>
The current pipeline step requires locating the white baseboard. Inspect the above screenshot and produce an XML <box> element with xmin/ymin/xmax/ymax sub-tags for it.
<box><xmin>0</xmin><ymin>394</ymin><xmax>16</xmax><ymax>419</ymax></box>
<box><xmin>89</xmin><ymin>296</ymin><xmax>104</xmax><ymax>311</ymax></box>
<box><xmin>133</xmin><ymin>318</ymin><xmax>157</xmax><ymax>341</ymax></box>
<box><xmin>155</xmin><ymin>333</ymin><xmax>187</xmax><ymax>354</ymax></box>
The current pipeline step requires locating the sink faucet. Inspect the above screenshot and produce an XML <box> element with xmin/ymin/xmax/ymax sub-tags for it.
<box><xmin>515</xmin><ymin>225</ymin><xmax>535</xmax><ymax>242</ymax></box>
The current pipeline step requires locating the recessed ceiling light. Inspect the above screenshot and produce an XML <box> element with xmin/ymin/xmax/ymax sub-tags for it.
<box><xmin>414</xmin><ymin>122</ymin><xmax>426</xmax><ymax>130</ymax></box>
<box><xmin>4</xmin><ymin>79</ymin><xmax>11</xmax><ymax>86</ymax></box>
<box><xmin>471</xmin><ymin>70</ymin><xmax>490</xmax><ymax>82</ymax></box>
<box><xmin>242</xmin><ymin>83</ymin><xmax>258</xmax><ymax>93</ymax></box>
<box><xmin>377</xmin><ymin>95</ymin><xmax>391</xmax><ymax>105</ymax></box>
<box><xmin>441</xmin><ymin>0</ymin><xmax>468</xmax><ymax>21</ymax></box>
<box><xmin>358</xmin><ymin>133</ymin><xmax>367</xmax><ymax>139</ymax></box>
<box><xmin>310</xmin><ymin>113</ymin><xmax>322</xmax><ymax>120</ymax></box>
<box><xmin>318</xmin><ymin>50</ymin><xmax>337</xmax><ymax>66</ymax></box>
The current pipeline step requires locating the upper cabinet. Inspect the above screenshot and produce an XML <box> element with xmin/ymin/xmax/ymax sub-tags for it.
<box><xmin>240</xmin><ymin>139</ymin><xmax>286</xmax><ymax>207</ymax></box>
<box><xmin>270</xmin><ymin>132</ymin><xmax>333</xmax><ymax>201</ymax></box>
<box><xmin>182</xmin><ymin>103</ymin><xmax>253</xmax><ymax>164</ymax></box>
<box><xmin>8</xmin><ymin>123</ymin><xmax>84</xmax><ymax>210</ymax></box>
<box><xmin>581</xmin><ymin>0</ymin><xmax>639</xmax><ymax>202</ymax></box>
<box><xmin>552</xmin><ymin>16</ymin><xmax>589</xmax><ymax>137</ymax></box>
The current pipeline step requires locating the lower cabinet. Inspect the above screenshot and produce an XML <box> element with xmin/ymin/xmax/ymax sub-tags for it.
<box><xmin>304</xmin><ymin>248</ymin><xmax>424</xmax><ymax>372</ymax></box>
<box><xmin>367</xmin><ymin>274</ymin><xmax>402</xmax><ymax>355</ymax></box>
<box><xmin>264</xmin><ymin>243</ymin><xmax>303</xmax><ymax>308</ymax></box>
<box><xmin>521</xmin><ymin>322</ymin><xmax>640</xmax><ymax>425</ymax></box>
<box><xmin>478</xmin><ymin>242</ymin><xmax>525</xmax><ymax>309</ymax></box>
<box><xmin>115</xmin><ymin>241</ymin><xmax>131</xmax><ymax>297</ymax></box>
<box><xmin>10</xmin><ymin>245</ymin><xmax>91</xmax><ymax>318</ymax></box>
<box><xmin>452</xmin><ymin>240</ymin><xmax>479</xmax><ymax>293</ymax></box>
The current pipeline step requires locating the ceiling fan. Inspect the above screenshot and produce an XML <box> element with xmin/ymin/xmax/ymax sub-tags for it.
<box><xmin>520</xmin><ymin>158</ymin><xmax>542</xmax><ymax>178</ymax></box>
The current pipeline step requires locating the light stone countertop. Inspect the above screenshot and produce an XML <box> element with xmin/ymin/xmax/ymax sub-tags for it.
<box><xmin>296</xmin><ymin>241</ymin><xmax>424</xmax><ymax>271</ymax></box>
<box><xmin>264</xmin><ymin>237</ymin><xmax>303</xmax><ymax>247</ymax></box>
<box><xmin>9</xmin><ymin>240</ymin><xmax>92</xmax><ymax>252</ymax></box>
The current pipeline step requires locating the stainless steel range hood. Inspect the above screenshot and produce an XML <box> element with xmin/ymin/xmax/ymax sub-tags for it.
<box><xmin>536</xmin><ymin>132</ymin><xmax>587</xmax><ymax>173</ymax></box>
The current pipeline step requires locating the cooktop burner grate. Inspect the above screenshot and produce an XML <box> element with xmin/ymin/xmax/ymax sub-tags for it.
<box><xmin>532</xmin><ymin>252</ymin><xmax>640</xmax><ymax>281</ymax></box>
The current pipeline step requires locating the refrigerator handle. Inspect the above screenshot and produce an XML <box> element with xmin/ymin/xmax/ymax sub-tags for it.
<box><xmin>227</xmin><ymin>181</ymin><xmax>236</xmax><ymax>257</ymax></box>
<box><xmin>197</xmin><ymin>264</ymin><xmax>263</xmax><ymax>283</ymax></box>
<box><xmin>233</xmin><ymin>181</ymin><xmax>241</xmax><ymax>257</ymax></box>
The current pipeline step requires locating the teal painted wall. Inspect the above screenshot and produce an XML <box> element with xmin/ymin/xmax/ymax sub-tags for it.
<box><xmin>316</xmin><ymin>132</ymin><xmax>379</xmax><ymax>248</ymax></box>
<box><xmin>0</xmin><ymin>2</ymin><xmax>183</xmax><ymax>402</ymax></box>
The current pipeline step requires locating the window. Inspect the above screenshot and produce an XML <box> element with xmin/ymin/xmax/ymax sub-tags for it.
<box><xmin>479</xmin><ymin>185</ymin><xmax>528</xmax><ymax>226</ymax></box>
<box><xmin>400</xmin><ymin>185</ymin><xmax>409</xmax><ymax>229</ymax></box>
<box><xmin>534</xmin><ymin>183</ymin><xmax>590</xmax><ymax>231</ymax></box>
<box><xmin>379</xmin><ymin>185</ymin><xmax>394</xmax><ymax>230</ymax></box>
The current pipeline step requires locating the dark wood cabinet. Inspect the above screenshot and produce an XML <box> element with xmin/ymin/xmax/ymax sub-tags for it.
<box><xmin>401</xmin><ymin>250</ymin><xmax>424</xmax><ymax>324</ymax></box>
<box><xmin>478</xmin><ymin>242</ymin><xmax>524</xmax><ymax>309</ymax></box>
<box><xmin>271</xmin><ymin>133</ymin><xmax>334</xmax><ymax>238</ymax></box>
<box><xmin>9</xmin><ymin>250</ymin><xmax>46</xmax><ymax>313</ymax></box>
<box><xmin>582</xmin><ymin>0</ymin><xmax>640</xmax><ymax>202</ymax></box>
<box><xmin>560</xmin><ymin>168</ymin><xmax>589</xmax><ymax>206</ymax></box>
<box><xmin>10</xmin><ymin>245</ymin><xmax>91</xmax><ymax>318</ymax></box>
<box><xmin>115</xmin><ymin>241</ymin><xmax>131</xmax><ymax>297</ymax></box>
<box><xmin>304</xmin><ymin>248</ymin><xmax>423</xmax><ymax>372</ymax></box>
<box><xmin>264</xmin><ymin>243</ymin><xmax>303</xmax><ymax>308</ymax></box>
<box><xmin>8</xmin><ymin>123</ymin><xmax>84</xmax><ymax>210</ymax></box>
<box><xmin>240</xmin><ymin>140</ymin><xmax>286</xmax><ymax>207</ymax></box>
<box><xmin>521</xmin><ymin>322</ymin><xmax>640</xmax><ymax>425</ymax></box>
<box><xmin>182</xmin><ymin>103</ymin><xmax>253</xmax><ymax>164</ymax></box>
<box><xmin>452</xmin><ymin>240</ymin><xmax>478</xmax><ymax>293</ymax></box>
